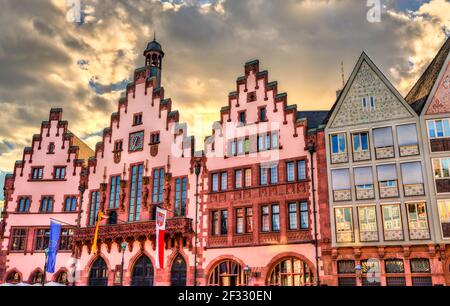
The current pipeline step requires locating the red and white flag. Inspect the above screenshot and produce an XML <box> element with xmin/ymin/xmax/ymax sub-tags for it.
<box><xmin>155</xmin><ymin>207</ymin><xmax>167</xmax><ymax>269</ymax></box>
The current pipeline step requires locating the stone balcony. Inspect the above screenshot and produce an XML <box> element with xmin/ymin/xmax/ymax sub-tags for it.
<box><xmin>404</xmin><ymin>184</ymin><xmax>425</xmax><ymax>197</ymax></box>
<box><xmin>379</xmin><ymin>185</ymin><xmax>399</xmax><ymax>198</ymax></box>
<box><xmin>359</xmin><ymin>230</ymin><xmax>379</xmax><ymax>242</ymax></box>
<box><xmin>333</xmin><ymin>189</ymin><xmax>352</xmax><ymax>202</ymax></box>
<box><xmin>375</xmin><ymin>146</ymin><xmax>395</xmax><ymax>160</ymax></box>
<box><xmin>353</xmin><ymin>150</ymin><xmax>371</xmax><ymax>162</ymax></box>
<box><xmin>356</xmin><ymin>187</ymin><xmax>375</xmax><ymax>200</ymax></box>
<box><xmin>399</xmin><ymin>144</ymin><xmax>420</xmax><ymax>157</ymax></box>
<box><xmin>409</xmin><ymin>228</ymin><xmax>430</xmax><ymax>240</ymax></box>
<box><xmin>332</xmin><ymin>152</ymin><xmax>348</xmax><ymax>164</ymax></box>
<box><xmin>430</xmin><ymin>137</ymin><xmax>450</xmax><ymax>153</ymax></box>
<box><xmin>384</xmin><ymin>229</ymin><xmax>403</xmax><ymax>241</ymax></box>
<box><xmin>435</xmin><ymin>179</ymin><xmax>450</xmax><ymax>194</ymax></box>
<box><xmin>74</xmin><ymin>218</ymin><xmax>193</xmax><ymax>252</ymax></box>
<box><xmin>336</xmin><ymin>231</ymin><xmax>354</xmax><ymax>243</ymax></box>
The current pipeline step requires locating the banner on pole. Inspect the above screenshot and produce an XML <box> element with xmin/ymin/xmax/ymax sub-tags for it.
<box><xmin>47</xmin><ymin>221</ymin><xmax>61</xmax><ymax>273</ymax></box>
<box><xmin>155</xmin><ymin>207</ymin><xmax>167</xmax><ymax>269</ymax></box>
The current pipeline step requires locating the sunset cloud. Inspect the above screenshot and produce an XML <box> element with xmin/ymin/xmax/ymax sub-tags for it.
<box><xmin>0</xmin><ymin>0</ymin><xmax>448</xmax><ymax>172</ymax></box>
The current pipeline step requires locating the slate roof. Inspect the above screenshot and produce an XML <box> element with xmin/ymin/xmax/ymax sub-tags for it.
<box><xmin>296</xmin><ymin>111</ymin><xmax>329</xmax><ymax>130</ymax></box>
<box><xmin>405</xmin><ymin>37</ymin><xmax>450</xmax><ymax>114</ymax></box>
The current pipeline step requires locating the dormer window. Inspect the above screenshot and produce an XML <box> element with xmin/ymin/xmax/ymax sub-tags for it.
<box><xmin>48</xmin><ymin>143</ymin><xmax>55</xmax><ymax>154</ymax></box>
<box><xmin>150</xmin><ymin>132</ymin><xmax>160</xmax><ymax>145</ymax></box>
<box><xmin>133</xmin><ymin>113</ymin><xmax>143</xmax><ymax>126</ymax></box>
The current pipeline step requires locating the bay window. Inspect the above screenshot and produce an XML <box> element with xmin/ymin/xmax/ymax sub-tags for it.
<box><xmin>382</xmin><ymin>204</ymin><xmax>404</xmax><ymax>241</ymax></box>
<box><xmin>373</xmin><ymin>127</ymin><xmax>394</xmax><ymax>159</ymax></box>
<box><xmin>335</xmin><ymin>207</ymin><xmax>354</xmax><ymax>243</ymax></box>
<box><xmin>357</xmin><ymin>206</ymin><xmax>378</xmax><ymax>242</ymax></box>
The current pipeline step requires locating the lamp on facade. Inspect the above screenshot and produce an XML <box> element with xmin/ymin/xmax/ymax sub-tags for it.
<box><xmin>120</xmin><ymin>241</ymin><xmax>127</xmax><ymax>286</ymax></box>
<box><xmin>244</xmin><ymin>265</ymin><xmax>251</xmax><ymax>285</ymax></box>
<box><xmin>194</xmin><ymin>161</ymin><xmax>201</xmax><ymax>286</ymax></box>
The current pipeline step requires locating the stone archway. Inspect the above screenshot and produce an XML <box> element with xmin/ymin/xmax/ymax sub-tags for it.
<box><xmin>88</xmin><ymin>257</ymin><xmax>109</xmax><ymax>286</ymax></box>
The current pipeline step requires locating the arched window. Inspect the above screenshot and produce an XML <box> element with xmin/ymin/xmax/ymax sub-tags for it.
<box><xmin>56</xmin><ymin>271</ymin><xmax>69</xmax><ymax>285</ymax></box>
<box><xmin>267</xmin><ymin>257</ymin><xmax>314</xmax><ymax>286</ymax></box>
<box><xmin>6</xmin><ymin>271</ymin><xmax>21</xmax><ymax>284</ymax></box>
<box><xmin>171</xmin><ymin>254</ymin><xmax>187</xmax><ymax>286</ymax></box>
<box><xmin>30</xmin><ymin>270</ymin><xmax>44</xmax><ymax>284</ymax></box>
<box><xmin>88</xmin><ymin>257</ymin><xmax>108</xmax><ymax>286</ymax></box>
<box><xmin>208</xmin><ymin>259</ymin><xmax>245</xmax><ymax>286</ymax></box>
<box><xmin>132</xmin><ymin>255</ymin><xmax>154</xmax><ymax>286</ymax></box>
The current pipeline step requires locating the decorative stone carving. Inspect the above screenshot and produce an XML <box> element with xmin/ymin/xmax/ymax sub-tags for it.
<box><xmin>404</xmin><ymin>184</ymin><xmax>425</xmax><ymax>197</ymax></box>
<box><xmin>384</xmin><ymin>229</ymin><xmax>403</xmax><ymax>241</ymax></box>
<box><xmin>359</xmin><ymin>230</ymin><xmax>378</xmax><ymax>242</ymax></box>
<box><xmin>332</xmin><ymin>153</ymin><xmax>348</xmax><ymax>164</ymax></box>
<box><xmin>409</xmin><ymin>228</ymin><xmax>430</xmax><ymax>240</ymax></box>
<box><xmin>354</xmin><ymin>150</ymin><xmax>371</xmax><ymax>162</ymax></box>
<box><xmin>399</xmin><ymin>145</ymin><xmax>419</xmax><ymax>157</ymax></box>
<box><xmin>337</xmin><ymin>232</ymin><xmax>354</xmax><ymax>243</ymax></box>
<box><xmin>333</xmin><ymin>190</ymin><xmax>352</xmax><ymax>202</ymax></box>
<box><xmin>375</xmin><ymin>146</ymin><xmax>394</xmax><ymax>159</ymax></box>
<box><xmin>379</xmin><ymin>186</ymin><xmax>399</xmax><ymax>198</ymax></box>
<box><xmin>356</xmin><ymin>188</ymin><xmax>375</xmax><ymax>200</ymax></box>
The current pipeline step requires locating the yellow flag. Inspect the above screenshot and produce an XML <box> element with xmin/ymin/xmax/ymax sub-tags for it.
<box><xmin>91</xmin><ymin>211</ymin><xmax>103</xmax><ymax>254</ymax></box>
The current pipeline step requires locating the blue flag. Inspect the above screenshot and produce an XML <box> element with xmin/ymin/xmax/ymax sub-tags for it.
<box><xmin>46</xmin><ymin>221</ymin><xmax>61</xmax><ymax>273</ymax></box>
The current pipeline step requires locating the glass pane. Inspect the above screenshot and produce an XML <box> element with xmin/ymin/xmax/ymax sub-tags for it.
<box><xmin>332</xmin><ymin>169</ymin><xmax>350</xmax><ymax>190</ymax></box>
<box><xmin>374</xmin><ymin>127</ymin><xmax>393</xmax><ymax>148</ymax></box>
<box><xmin>397</xmin><ymin>124</ymin><xmax>418</xmax><ymax>146</ymax></box>
<box><xmin>401</xmin><ymin>162</ymin><xmax>423</xmax><ymax>184</ymax></box>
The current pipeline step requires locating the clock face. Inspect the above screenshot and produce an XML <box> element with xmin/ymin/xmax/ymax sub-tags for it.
<box><xmin>129</xmin><ymin>131</ymin><xmax>144</xmax><ymax>152</ymax></box>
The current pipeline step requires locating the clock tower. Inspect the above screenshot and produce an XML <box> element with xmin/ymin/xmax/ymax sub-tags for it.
<box><xmin>144</xmin><ymin>34</ymin><xmax>164</xmax><ymax>88</ymax></box>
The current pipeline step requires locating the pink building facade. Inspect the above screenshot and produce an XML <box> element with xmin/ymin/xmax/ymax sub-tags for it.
<box><xmin>0</xmin><ymin>109</ymin><xmax>93</xmax><ymax>284</ymax></box>
<box><xmin>2</xmin><ymin>37</ymin><xmax>449</xmax><ymax>286</ymax></box>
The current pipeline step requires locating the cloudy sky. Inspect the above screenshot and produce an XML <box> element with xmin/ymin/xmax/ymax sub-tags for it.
<box><xmin>0</xmin><ymin>0</ymin><xmax>449</xmax><ymax>175</ymax></box>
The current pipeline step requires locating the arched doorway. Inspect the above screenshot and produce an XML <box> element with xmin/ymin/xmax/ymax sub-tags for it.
<box><xmin>88</xmin><ymin>257</ymin><xmax>108</xmax><ymax>286</ymax></box>
<box><xmin>171</xmin><ymin>254</ymin><xmax>187</xmax><ymax>286</ymax></box>
<box><xmin>5</xmin><ymin>271</ymin><xmax>21</xmax><ymax>284</ymax></box>
<box><xmin>30</xmin><ymin>270</ymin><xmax>44</xmax><ymax>284</ymax></box>
<box><xmin>208</xmin><ymin>259</ymin><xmax>245</xmax><ymax>286</ymax></box>
<box><xmin>267</xmin><ymin>257</ymin><xmax>314</xmax><ymax>286</ymax></box>
<box><xmin>131</xmin><ymin>255</ymin><xmax>154</xmax><ymax>286</ymax></box>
